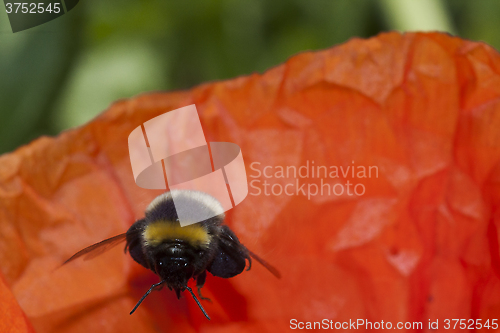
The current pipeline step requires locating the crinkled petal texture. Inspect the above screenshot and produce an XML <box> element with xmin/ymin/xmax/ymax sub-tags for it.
<box><xmin>1</xmin><ymin>32</ymin><xmax>500</xmax><ymax>332</ymax></box>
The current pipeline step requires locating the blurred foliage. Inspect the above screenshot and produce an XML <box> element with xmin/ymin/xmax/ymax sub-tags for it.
<box><xmin>380</xmin><ymin>0</ymin><xmax>455</xmax><ymax>33</ymax></box>
<box><xmin>0</xmin><ymin>5</ymin><xmax>81</xmax><ymax>153</ymax></box>
<box><xmin>447</xmin><ymin>0</ymin><xmax>500</xmax><ymax>49</ymax></box>
<box><xmin>0</xmin><ymin>0</ymin><xmax>499</xmax><ymax>154</ymax></box>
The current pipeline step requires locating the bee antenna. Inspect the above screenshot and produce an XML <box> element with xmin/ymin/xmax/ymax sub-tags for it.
<box><xmin>130</xmin><ymin>280</ymin><xmax>165</xmax><ymax>315</ymax></box>
<box><xmin>186</xmin><ymin>286</ymin><xmax>211</xmax><ymax>320</ymax></box>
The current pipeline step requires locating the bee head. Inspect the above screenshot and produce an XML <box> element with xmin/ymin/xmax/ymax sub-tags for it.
<box><xmin>154</xmin><ymin>243</ymin><xmax>196</xmax><ymax>289</ymax></box>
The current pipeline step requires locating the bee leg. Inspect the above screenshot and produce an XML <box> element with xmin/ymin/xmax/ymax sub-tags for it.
<box><xmin>246</xmin><ymin>254</ymin><xmax>252</xmax><ymax>271</ymax></box>
<box><xmin>130</xmin><ymin>280</ymin><xmax>165</xmax><ymax>315</ymax></box>
<box><xmin>153</xmin><ymin>284</ymin><xmax>165</xmax><ymax>292</ymax></box>
<box><xmin>196</xmin><ymin>271</ymin><xmax>211</xmax><ymax>302</ymax></box>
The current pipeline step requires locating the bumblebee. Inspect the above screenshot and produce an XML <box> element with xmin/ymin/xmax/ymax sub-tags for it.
<box><xmin>64</xmin><ymin>190</ymin><xmax>280</xmax><ymax>320</ymax></box>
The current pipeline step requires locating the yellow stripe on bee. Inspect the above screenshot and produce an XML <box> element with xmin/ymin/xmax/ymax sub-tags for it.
<box><xmin>143</xmin><ymin>222</ymin><xmax>211</xmax><ymax>247</ymax></box>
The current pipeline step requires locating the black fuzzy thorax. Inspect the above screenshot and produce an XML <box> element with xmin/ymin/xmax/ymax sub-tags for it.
<box><xmin>125</xmin><ymin>193</ymin><xmax>225</xmax><ymax>290</ymax></box>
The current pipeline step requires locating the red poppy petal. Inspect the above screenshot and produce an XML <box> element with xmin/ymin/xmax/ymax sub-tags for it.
<box><xmin>1</xmin><ymin>32</ymin><xmax>500</xmax><ymax>332</ymax></box>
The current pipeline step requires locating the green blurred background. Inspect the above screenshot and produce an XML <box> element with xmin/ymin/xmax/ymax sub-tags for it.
<box><xmin>0</xmin><ymin>0</ymin><xmax>498</xmax><ymax>154</ymax></box>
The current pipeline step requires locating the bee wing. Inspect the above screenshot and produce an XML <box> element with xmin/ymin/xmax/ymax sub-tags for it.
<box><xmin>216</xmin><ymin>226</ymin><xmax>281</xmax><ymax>279</ymax></box>
<box><xmin>246</xmin><ymin>248</ymin><xmax>281</xmax><ymax>279</ymax></box>
<box><xmin>63</xmin><ymin>233</ymin><xmax>128</xmax><ymax>264</ymax></box>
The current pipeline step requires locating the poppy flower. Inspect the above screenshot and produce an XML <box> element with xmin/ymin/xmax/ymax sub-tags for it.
<box><xmin>1</xmin><ymin>31</ymin><xmax>500</xmax><ymax>332</ymax></box>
